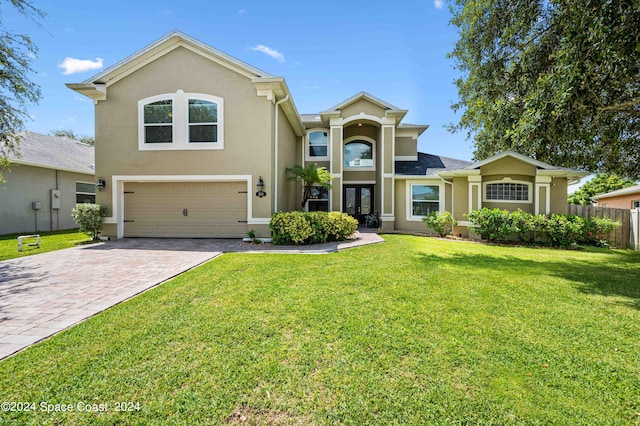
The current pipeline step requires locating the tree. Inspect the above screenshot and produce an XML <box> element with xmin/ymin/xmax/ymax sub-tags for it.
<box><xmin>0</xmin><ymin>0</ymin><xmax>45</xmax><ymax>181</ymax></box>
<box><xmin>448</xmin><ymin>0</ymin><xmax>640</xmax><ymax>180</ymax></box>
<box><xmin>50</xmin><ymin>129</ymin><xmax>95</xmax><ymax>146</ymax></box>
<box><xmin>568</xmin><ymin>174</ymin><xmax>636</xmax><ymax>205</ymax></box>
<box><xmin>286</xmin><ymin>164</ymin><xmax>332</xmax><ymax>209</ymax></box>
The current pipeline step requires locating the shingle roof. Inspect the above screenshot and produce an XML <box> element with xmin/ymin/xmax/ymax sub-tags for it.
<box><xmin>395</xmin><ymin>152</ymin><xmax>472</xmax><ymax>176</ymax></box>
<box><xmin>8</xmin><ymin>131</ymin><xmax>95</xmax><ymax>174</ymax></box>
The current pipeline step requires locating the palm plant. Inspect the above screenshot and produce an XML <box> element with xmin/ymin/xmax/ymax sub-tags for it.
<box><xmin>286</xmin><ymin>164</ymin><xmax>332</xmax><ymax>209</ymax></box>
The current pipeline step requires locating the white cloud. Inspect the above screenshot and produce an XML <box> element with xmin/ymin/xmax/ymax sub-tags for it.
<box><xmin>58</xmin><ymin>57</ymin><xmax>104</xmax><ymax>75</ymax></box>
<box><xmin>434</xmin><ymin>0</ymin><xmax>444</xmax><ymax>9</ymax></box>
<box><xmin>238</xmin><ymin>9</ymin><xmax>246</xmax><ymax>15</ymax></box>
<box><xmin>250</xmin><ymin>45</ymin><xmax>285</xmax><ymax>63</ymax></box>
<box><xmin>26</xmin><ymin>51</ymin><xmax>37</xmax><ymax>59</ymax></box>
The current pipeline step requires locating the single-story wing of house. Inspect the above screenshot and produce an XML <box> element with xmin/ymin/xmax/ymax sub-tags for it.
<box><xmin>0</xmin><ymin>131</ymin><xmax>96</xmax><ymax>235</ymax></box>
<box><xmin>592</xmin><ymin>185</ymin><xmax>640</xmax><ymax>209</ymax></box>
<box><xmin>67</xmin><ymin>31</ymin><xmax>587</xmax><ymax>239</ymax></box>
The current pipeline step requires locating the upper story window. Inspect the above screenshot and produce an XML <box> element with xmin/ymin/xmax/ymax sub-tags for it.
<box><xmin>484</xmin><ymin>181</ymin><xmax>531</xmax><ymax>203</ymax></box>
<box><xmin>344</xmin><ymin>140</ymin><xmax>374</xmax><ymax>169</ymax></box>
<box><xmin>138</xmin><ymin>91</ymin><xmax>223</xmax><ymax>151</ymax></box>
<box><xmin>307</xmin><ymin>130</ymin><xmax>328</xmax><ymax>160</ymax></box>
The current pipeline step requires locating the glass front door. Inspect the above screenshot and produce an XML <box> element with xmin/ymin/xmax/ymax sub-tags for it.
<box><xmin>343</xmin><ymin>185</ymin><xmax>374</xmax><ymax>224</ymax></box>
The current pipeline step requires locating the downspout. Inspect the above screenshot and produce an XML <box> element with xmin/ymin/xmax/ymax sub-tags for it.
<box><xmin>273</xmin><ymin>95</ymin><xmax>289</xmax><ymax>212</ymax></box>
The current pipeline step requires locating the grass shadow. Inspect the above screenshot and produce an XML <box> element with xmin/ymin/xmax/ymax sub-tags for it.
<box><xmin>417</xmin><ymin>248</ymin><xmax>640</xmax><ymax>310</ymax></box>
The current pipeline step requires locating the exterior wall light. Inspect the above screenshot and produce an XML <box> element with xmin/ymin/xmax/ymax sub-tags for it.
<box><xmin>256</xmin><ymin>176</ymin><xmax>266</xmax><ymax>198</ymax></box>
<box><xmin>96</xmin><ymin>178</ymin><xmax>106</xmax><ymax>192</ymax></box>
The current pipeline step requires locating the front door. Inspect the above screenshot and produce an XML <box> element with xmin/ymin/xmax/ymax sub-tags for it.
<box><xmin>344</xmin><ymin>185</ymin><xmax>374</xmax><ymax>224</ymax></box>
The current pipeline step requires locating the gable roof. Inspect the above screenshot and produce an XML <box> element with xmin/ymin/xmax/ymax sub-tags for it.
<box><xmin>81</xmin><ymin>30</ymin><xmax>271</xmax><ymax>87</ymax></box>
<box><xmin>395</xmin><ymin>152</ymin><xmax>473</xmax><ymax>176</ymax></box>
<box><xmin>323</xmin><ymin>91</ymin><xmax>402</xmax><ymax>113</ymax></box>
<box><xmin>591</xmin><ymin>184</ymin><xmax>640</xmax><ymax>200</ymax></box>
<box><xmin>8</xmin><ymin>131</ymin><xmax>95</xmax><ymax>174</ymax></box>
<box><xmin>463</xmin><ymin>151</ymin><xmax>572</xmax><ymax>171</ymax></box>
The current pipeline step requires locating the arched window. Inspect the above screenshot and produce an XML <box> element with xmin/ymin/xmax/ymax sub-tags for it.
<box><xmin>138</xmin><ymin>91</ymin><xmax>223</xmax><ymax>150</ymax></box>
<box><xmin>344</xmin><ymin>140</ymin><xmax>374</xmax><ymax>168</ymax></box>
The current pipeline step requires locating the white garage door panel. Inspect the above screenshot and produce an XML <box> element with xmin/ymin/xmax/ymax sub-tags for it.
<box><xmin>124</xmin><ymin>182</ymin><xmax>247</xmax><ymax>238</ymax></box>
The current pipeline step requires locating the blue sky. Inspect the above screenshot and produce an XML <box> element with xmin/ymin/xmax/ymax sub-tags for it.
<box><xmin>7</xmin><ymin>0</ymin><xmax>474</xmax><ymax>160</ymax></box>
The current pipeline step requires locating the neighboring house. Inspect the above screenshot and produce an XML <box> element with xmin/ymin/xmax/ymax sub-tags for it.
<box><xmin>0</xmin><ymin>131</ymin><xmax>96</xmax><ymax>235</ymax></box>
<box><xmin>67</xmin><ymin>31</ymin><xmax>586</xmax><ymax>239</ymax></box>
<box><xmin>592</xmin><ymin>185</ymin><xmax>640</xmax><ymax>209</ymax></box>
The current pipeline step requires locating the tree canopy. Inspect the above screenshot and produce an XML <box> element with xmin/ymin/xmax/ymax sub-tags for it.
<box><xmin>568</xmin><ymin>174</ymin><xmax>636</xmax><ymax>205</ymax></box>
<box><xmin>286</xmin><ymin>164</ymin><xmax>332</xmax><ymax>209</ymax></box>
<box><xmin>50</xmin><ymin>129</ymin><xmax>95</xmax><ymax>146</ymax></box>
<box><xmin>448</xmin><ymin>0</ymin><xmax>640</xmax><ymax>180</ymax></box>
<box><xmin>0</xmin><ymin>0</ymin><xmax>45</xmax><ymax>181</ymax></box>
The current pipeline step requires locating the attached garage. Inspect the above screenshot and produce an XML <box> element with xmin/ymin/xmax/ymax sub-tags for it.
<box><xmin>123</xmin><ymin>181</ymin><xmax>247</xmax><ymax>238</ymax></box>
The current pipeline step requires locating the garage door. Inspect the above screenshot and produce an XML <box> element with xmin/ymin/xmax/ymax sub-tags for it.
<box><xmin>123</xmin><ymin>181</ymin><xmax>247</xmax><ymax>238</ymax></box>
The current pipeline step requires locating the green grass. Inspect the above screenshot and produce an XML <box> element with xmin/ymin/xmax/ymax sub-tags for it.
<box><xmin>1</xmin><ymin>235</ymin><xmax>639</xmax><ymax>424</ymax></box>
<box><xmin>0</xmin><ymin>229</ymin><xmax>92</xmax><ymax>261</ymax></box>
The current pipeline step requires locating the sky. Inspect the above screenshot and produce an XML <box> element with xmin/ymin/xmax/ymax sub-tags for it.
<box><xmin>5</xmin><ymin>0</ymin><xmax>473</xmax><ymax>161</ymax></box>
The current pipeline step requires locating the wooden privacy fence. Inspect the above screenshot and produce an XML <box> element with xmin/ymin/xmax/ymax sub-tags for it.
<box><xmin>568</xmin><ymin>205</ymin><xmax>631</xmax><ymax>248</ymax></box>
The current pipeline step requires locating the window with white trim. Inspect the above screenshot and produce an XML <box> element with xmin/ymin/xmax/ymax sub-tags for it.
<box><xmin>76</xmin><ymin>182</ymin><xmax>96</xmax><ymax>204</ymax></box>
<box><xmin>633</xmin><ymin>200</ymin><xmax>639</xmax><ymax>209</ymax></box>
<box><xmin>411</xmin><ymin>184</ymin><xmax>440</xmax><ymax>217</ymax></box>
<box><xmin>307</xmin><ymin>130</ymin><xmax>328</xmax><ymax>159</ymax></box>
<box><xmin>138</xmin><ymin>91</ymin><xmax>223</xmax><ymax>150</ymax></box>
<box><xmin>344</xmin><ymin>140</ymin><xmax>374</xmax><ymax>169</ymax></box>
<box><xmin>307</xmin><ymin>186</ymin><xmax>329</xmax><ymax>212</ymax></box>
<box><xmin>484</xmin><ymin>181</ymin><xmax>531</xmax><ymax>202</ymax></box>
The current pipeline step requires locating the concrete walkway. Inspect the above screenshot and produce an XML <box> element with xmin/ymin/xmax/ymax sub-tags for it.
<box><xmin>0</xmin><ymin>230</ymin><xmax>382</xmax><ymax>360</ymax></box>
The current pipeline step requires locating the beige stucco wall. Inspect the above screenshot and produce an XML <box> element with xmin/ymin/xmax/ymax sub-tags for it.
<box><xmin>95</xmin><ymin>46</ymin><xmax>274</xmax><ymax>228</ymax></box>
<box><xmin>393</xmin><ymin>179</ymin><xmax>450</xmax><ymax>234</ymax></box>
<box><xmin>0</xmin><ymin>164</ymin><xmax>94</xmax><ymax>234</ymax></box>
<box><xmin>395</xmin><ymin>137</ymin><xmax>417</xmax><ymax>157</ymax></box>
<box><xmin>452</xmin><ymin>177</ymin><xmax>469</xmax><ymax>222</ymax></box>
<box><xmin>340</xmin><ymin>99</ymin><xmax>386</xmax><ymax>119</ymax></box>
<box><xmin>550</xmin><ymin>178</ymin><xmax>568</xmax><ymax>214</ymax></box>
<box><xmin>276</xmin><ymin>103</ymin><xmax>300</xmax><ymax>213</ymax></box>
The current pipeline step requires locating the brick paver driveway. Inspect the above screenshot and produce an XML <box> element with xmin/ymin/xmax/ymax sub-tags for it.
<box><xmin>0</xmin><ymin>239</ymin><xmax>224</xmax><ymax>360</ymax></box>
<box><xmin>0</xmin><ymin>231</ymin><xmax>382</xmax><ymax>360</ymax></box>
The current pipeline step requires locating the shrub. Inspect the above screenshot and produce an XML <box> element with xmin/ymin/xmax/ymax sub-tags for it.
<box><xmin>269</xmin><ymin>211</ymin><xmax>314</xmax><ymax>245</ymax></box>
<box><xmin>422</xmin><ymin>211</ymin><xmax>457</xmax><ymax>237</ymax></box>
<box><xmin>465</xmin><ymin>208</ymin><xmax>621</xmax><ymax>248</ymax></box>
<box><xmin>71</xmin><ymin>204</ymin><xmax>107</xmax><ymax>241</ymax></box>
<box><xmin>580</xmin><ymin>217</ymin><xmax>620</xmax><ymax>247</ymax></box>
<box><xmin>510</xmin><ymin>209</ymin><xmax>535</xmax><ymax>243</ymax></box>
<box><xmin>543</xmin><ymin>214</ymin><xmax>583</xmax><ymax>247</ymax></box>
<box><xmin>466</xmin><ymin>208</ymin><xmax>515</xmax><ymax>241</ymax></box>
<box><xmin>270</xmin><ymin>211</ymin><xmax>358</xmax><ymax>245</ymax></box>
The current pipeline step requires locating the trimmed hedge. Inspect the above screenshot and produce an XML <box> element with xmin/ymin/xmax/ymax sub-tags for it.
<box><xmin>270</xmin><ymin>211</ymin><xmax>359</xmax><ymax>245</ymax></box>
<box><xmin>466</xmin><ymin>208</ymin><xmax>620</xmax><ymax>248</ymax></box>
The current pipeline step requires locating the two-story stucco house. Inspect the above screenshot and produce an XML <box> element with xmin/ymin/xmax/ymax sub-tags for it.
<box><xmin>68</xmin><ymin>31</ymin><xmax>586</xmax><ymax>239</ymax></box>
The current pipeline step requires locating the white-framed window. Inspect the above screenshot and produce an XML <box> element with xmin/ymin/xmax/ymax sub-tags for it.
<box><xmin>407</xmin><ymin>182</ymin><xmax>442</xmax><ymax>220</ymax></box>
<box><xmin>307</xmin><ymin>186</ymin><xmax>330</xmax><ymax>212</ymax></box>
<box><xmin>344</xmin><ymin>139</ymin><xmax>375</xmax><ymax>169</ymax></box>
<box><xmin>484</xmin><ymin>180</ymin><xmax>532</xmax><ymax>203</ymax></box>
<box><xmin>632</xmin><ymin>200</ymin><xmax>639</xmax><ymax>209</ymax></box>
<box><xmin>76</xmin><ymin>182</ymin><xmax>96</xmax><ymax>204</ymax></box>
<box><xmin>306</xmin><ymin>130</ymin><xmax>329</xmax><ymax>160</ymax></box>
<box><xmin>138</xmin><ymin>91</ymin><xmax>223</xmax><ymax>151</ymax></box>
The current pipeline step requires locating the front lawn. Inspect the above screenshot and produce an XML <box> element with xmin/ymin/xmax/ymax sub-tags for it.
<box><xmin>1</xmin><ymin>235</ymin><xmax>639</xmax><ymax>424</ymax></box>
<box><xmin>0</xmin><ymin>229</ymin><xmax>91</xmax><ymax>262</ymax></box>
